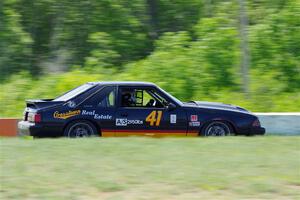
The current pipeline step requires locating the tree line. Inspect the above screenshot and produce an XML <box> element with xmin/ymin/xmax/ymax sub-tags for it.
<box><xmin>0</xmin><ymin>0</ymin><xmax>299</xmax><ymax>116</ymax></box>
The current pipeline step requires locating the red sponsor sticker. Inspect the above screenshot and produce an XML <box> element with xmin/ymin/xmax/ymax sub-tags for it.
<box><xmin>190</xmin><ymin>115</ymin><xmax>198</xmax><ymax>122</ymax></box>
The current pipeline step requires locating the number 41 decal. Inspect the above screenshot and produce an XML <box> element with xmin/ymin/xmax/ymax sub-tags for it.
<box><xmin>146</xmin><ymin>111</ymin><xmax>162</xmax><ymax>126</ymax></box>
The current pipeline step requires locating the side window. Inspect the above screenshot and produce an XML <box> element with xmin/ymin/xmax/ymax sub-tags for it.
<box><xmin>84</xmin><ymin>86</ymin><xmax>116</xmax><ymax>108</ymax></box>
<box><xmin>120</xmin><ymin>88</ymin><xmax>168</xmax><ymax>108</ymax></box>
<box><xmin>142</xmin><ymin>91</ymin><xmax>154</xmax><ymax>107</ymax></box>
<box><xmin>98</xmin><ymin>90</ymin><xmax>115</xmax><ymax>107</ymax></box>
<box><xmin>121</xmin><ymin>88</ymin><xmax>137</xmax><ymax>107</ymax></box>
<box><xmin>108</xmin><ymin>91</ymin><xmax>115</xmax><ymax>106</ymax></box>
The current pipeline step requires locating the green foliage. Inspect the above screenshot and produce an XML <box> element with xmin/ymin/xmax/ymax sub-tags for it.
<box><xmin>0</xmin><ymin>0</ymin><xmax>299</xmax><ymax>116</ymax></box>
<box><xmin>0</xmin><ymin>2</ymin><xmax>33</xmax><ymax>80</ymax></box>
<box><xmin>0</xmin><ymin>70</ymin><xmax>105</xmax><ymax>117</ymax></box>
<box><xmin>192</xmin><ymin>11</ymin><xmax>240</xmax><ymax>92</ymax></box>
<box><xmin>1</xmin><ymin>69</ymin><xmax>299</xmax><ymax>117</ymax></box>
<box><xmin>250</xmin><ymin>0</ymin><xmax>300</xmax><ymax>92</ymax></box>
<box><xmin>84</xmin><ymin>32</ymin><xmax>120</xmax><ymax>70</ymax></box>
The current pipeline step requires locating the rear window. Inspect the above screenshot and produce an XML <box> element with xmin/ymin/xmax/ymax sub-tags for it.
<box><xmin>53</xmin><ymin>84</ymin><xmax>94</xmax><ymax>102</ymax></box>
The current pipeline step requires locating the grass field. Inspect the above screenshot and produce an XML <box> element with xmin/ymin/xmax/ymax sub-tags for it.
<box><xmin>1</xmin><ymin>136</ymin><xmax>300</xmax><ymax>200</ymax></box>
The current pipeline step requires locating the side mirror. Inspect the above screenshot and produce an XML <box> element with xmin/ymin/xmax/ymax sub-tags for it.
<box><xmin>167</xmin><ymin>103</ymin><xmax>176</xmax><ymax>111</ymax></box>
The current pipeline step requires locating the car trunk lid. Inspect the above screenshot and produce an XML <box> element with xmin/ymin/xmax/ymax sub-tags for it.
<box><xmin>26</xmin><ymin>99</ymin><xmax>64</xmax><ymax>109</ymax></box>
<box><xmin>23</xmin><ymin>99</ymin><xmax>64</xmax><ymax>122</ymax></box>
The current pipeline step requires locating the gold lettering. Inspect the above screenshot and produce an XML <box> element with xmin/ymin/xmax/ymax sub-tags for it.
<box><xmin>53</xmin><ymin>110</ymin><xmax>81</xmax><ymax>119</ymax></box>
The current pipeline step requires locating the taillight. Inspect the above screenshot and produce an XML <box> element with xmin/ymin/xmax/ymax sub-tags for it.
<box><xmin>252</xmin><ymin>119</ymin><xmax>261</xmax><ymax>127</ymax></box>
<box><xmin>34</xmin><ymin>114</ymin><xmax>41</xmax><ymax>123</ymax></box>
<box><xmin>28</xmin><ymin>113</ymin><xmax>41</xmax><ymax>123</ymax></box>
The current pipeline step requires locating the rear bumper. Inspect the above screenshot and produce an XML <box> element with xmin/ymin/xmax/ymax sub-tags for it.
<box><xmin>18</xmin><ymin>120</ymin><xmax>64</xmax><ymax>137</ymax></box>
<box><xmin>18</xmin><ymin>121</ymin><xmax>43</xmax><ymax>137</ymax></box>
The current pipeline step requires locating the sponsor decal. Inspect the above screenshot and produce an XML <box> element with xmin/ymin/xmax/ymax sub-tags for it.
<box><xmin>67</xmin><ymin>101</ymin><xmax>76</xmax><ymax>108</ymax></box>
<box><xmin>116</xmin><ymin>118</ymin><xmax>143</xmax><ymax>126</ymax></box>
<box><xmin>94</xmin><ymin>114</ymin><xmax>112</xmax><ymax>120</ymax></box>
<box><xmin>53</xmin><ymin>110</ymin><xmax>81</xmax><ymax>119</ymax></box>
<box><xmin>189</xmin><ymin>121</ymin><xmax>201</xmax><ymax>127</ymax></box>
<box><xmin>82</xmin><ymin>110</ymin><xmax>112</xmax><ymax>120</ymax></box>
<box><xmin>116</xmin><ymin>118</ymin><xmax>127</xmax><ymax>126</ymax></box>
<box><xmin>82</xmin><ymin>110</ymin><xmax>95</xmax><ymax>115</ymax></box>
<box><xmin>190</xmin><ymin>115</ymin><xmax>198</xmax><ymax>122</ymax></box>
<box><xmin>128</xmin><ymin>119</ymin><xmax>143</xmax><ymax>125</ymax></box>
<box><xmin>170</xmin><ymin>114</ymin><xmax>177</xmax><ymax>124</ymax></box>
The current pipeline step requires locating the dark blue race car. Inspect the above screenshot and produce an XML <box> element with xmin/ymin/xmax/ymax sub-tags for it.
<box><xmin>18</xmin><ymin>82</ymin><xmax>265</xmax><ymax>137</ymax></box>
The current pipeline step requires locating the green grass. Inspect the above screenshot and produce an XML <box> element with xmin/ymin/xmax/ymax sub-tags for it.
<box><xmin>1</xmin><ymin>136</ymin><xmax>300</xmax><ymax>200</ymax></box>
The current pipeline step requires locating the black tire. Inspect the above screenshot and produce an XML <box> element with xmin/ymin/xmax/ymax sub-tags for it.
<box><xmin>202</xmin><ymin>121</ymin><xmax>233</xmax><ymax>136</ymax></box>
<box><xmin>64</xmin><ymin>120</ymin><xmax>98</xmax><ymax>138</ymax></box>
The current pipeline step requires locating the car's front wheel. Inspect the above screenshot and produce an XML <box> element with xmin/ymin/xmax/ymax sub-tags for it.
<box><xmin>203</xmin><ymin>121</ymin><xmax>233</xmax><ymax>136</ymax></box>
<box><xmin>64</xmin><ymin>120</ymin><xmax>98</xmax><ymax>138</ymax></box>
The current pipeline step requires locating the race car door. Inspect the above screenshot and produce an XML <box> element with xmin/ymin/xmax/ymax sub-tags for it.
<box><xmin>115</xmin><ymin>86</ymin><xmax>187</xmax><ymax>137</ymax></box>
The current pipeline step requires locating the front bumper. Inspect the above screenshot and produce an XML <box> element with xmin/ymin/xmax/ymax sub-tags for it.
<box><xmin>18</xmin><ymin>120</ymin><xmax>43</xmax><ymax>137</ymax></box>
<box><xmin>237</xmin><ymin>126</ymin><xmax>266</xmax><ymax>136</ymax></box>
<box><xmin>250</xmin><ymin>126</ymin><xmax>266</xmax><ymax>135</ymax></box>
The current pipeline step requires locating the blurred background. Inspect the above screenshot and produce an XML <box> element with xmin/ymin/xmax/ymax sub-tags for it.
<box><xmin>0</xmin><ymin>0</ymin><xmax>299</xmax><ymax>117</ymax></box>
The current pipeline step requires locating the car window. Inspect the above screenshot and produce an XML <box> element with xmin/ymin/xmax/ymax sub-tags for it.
<box><xmin>53</xmin><ymin>84</ymin><xmax>94</xmax><ymax>102</ymax></box>
<box><xmin>147</xmin><ymin>89</ymin><xmax>168</xmax><ymax>106</ymax></box>
<box><xmin>156</xmin><ymin>86</ymin><xmax>183</xmax><ymax>106</ymax></box>
<box><xmin>84</xmin><ymin>86</ymin><xmax>116</xmax><ymax>108</ymax></box>
<box><xmin>142</xmin><ymin>91</ymin><xmax>154</xmax><ymax>107</ymax></box>
<box><xmin>120</xmin><ymin>88</ymin><xmax>168</xmax><ymax>108</ymax></box>
<box><xmin>98</xmin><ymin>90</ymin><xmax>115</xmax><ymax>107</ymax></box>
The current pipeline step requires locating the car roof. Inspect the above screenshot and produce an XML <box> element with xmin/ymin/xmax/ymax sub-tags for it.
<box><xmin>87</xmin><ymin>81</ymin><xmax>157</xmax><ymax>87</ymax></box>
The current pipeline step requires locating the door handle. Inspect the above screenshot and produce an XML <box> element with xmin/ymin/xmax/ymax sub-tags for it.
<box><xmin>120</xmin><ymin>113</ymin><xmax>128</xmax><ymax>117</ymax></box>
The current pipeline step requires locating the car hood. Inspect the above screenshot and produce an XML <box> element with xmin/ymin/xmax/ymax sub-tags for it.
<box><xmin>184</xmin><ymin>101</ymin><xmax>250</xmax><ymax>113</ymax></box>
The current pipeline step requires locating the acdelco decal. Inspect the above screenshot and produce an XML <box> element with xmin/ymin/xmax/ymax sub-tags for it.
<box><xmin>53</xmin><ymin>110</ymin><xmax>81</xmax><ymax>119</ymax></box>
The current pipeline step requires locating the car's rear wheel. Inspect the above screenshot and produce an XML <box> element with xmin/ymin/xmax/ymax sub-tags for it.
<box><xmin>64</xmin><ymin>120</ymin><xmax>98</xmax><ymax>138</ymax></box>
<box><xmin>203</xmin><ymin>121</ymin><xmax>233</xmax><ymax>136</ymax></box>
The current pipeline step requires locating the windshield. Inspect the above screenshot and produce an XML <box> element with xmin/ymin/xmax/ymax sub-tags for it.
<box><xmin>156</xmin><ymin>86</ymin><xmax>183</xmax><ymax>106</ymax></box>
<box><xmin>53</xmin><ymin>84</ymin><xmax>94</xmax><ymax>101</ymax></box>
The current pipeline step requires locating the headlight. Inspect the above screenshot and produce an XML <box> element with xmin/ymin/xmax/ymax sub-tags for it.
<box><xmin>252</xmin><ymin>119</ymin><xmax>261</xmax><ymax>127</ymax></box>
